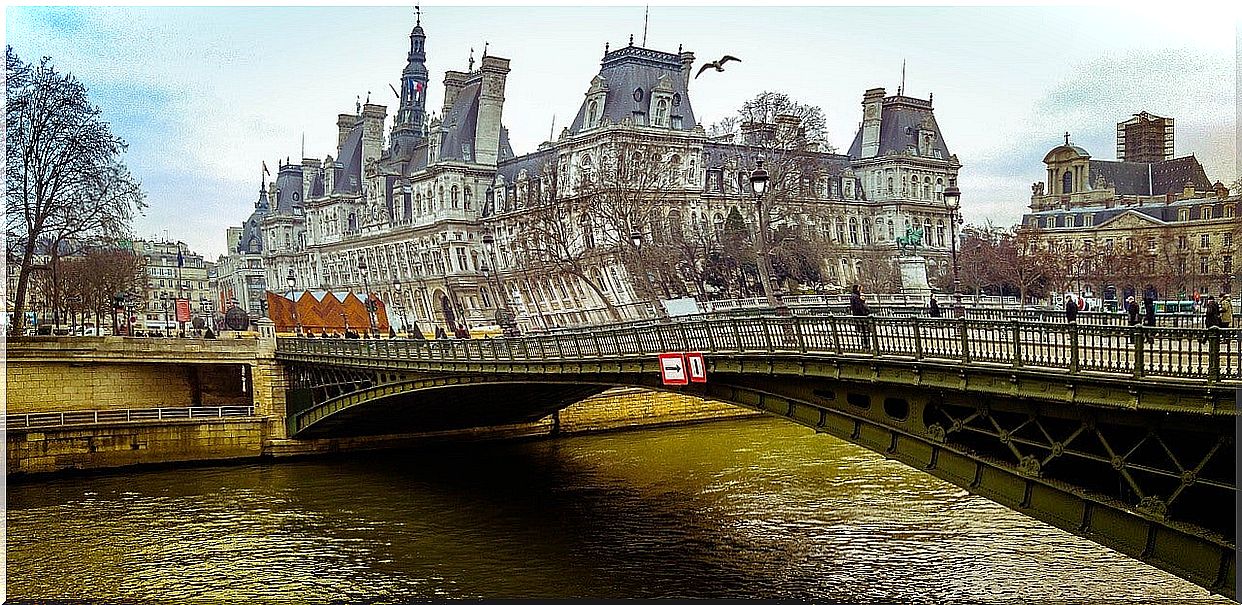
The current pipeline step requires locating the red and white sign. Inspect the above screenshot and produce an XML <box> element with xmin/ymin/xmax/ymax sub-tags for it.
<box><xmin>175</xmin><ymin>298</ymin><xmax>192</xmax><ymax>323</ymax></box>
<box><xmin>658</xmin><ymin>352</ymin><xmax>688</xmax><ymax>386</ymax></box>
<box><xmin>686</xmin><ymin>352</ymin><xmax>707</xmax><ymax>383</ymax></box>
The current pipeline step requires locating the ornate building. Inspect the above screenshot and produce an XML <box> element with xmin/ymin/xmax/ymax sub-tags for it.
<box><xmin>228</xmin><ymin>14</ymin><xmax>963</xmax><ymax>332</ymax></box>
<box><xmin>1021</xmin><ymin>132</ymin><xmax>1238</xmax><ymax>300</ymax></box>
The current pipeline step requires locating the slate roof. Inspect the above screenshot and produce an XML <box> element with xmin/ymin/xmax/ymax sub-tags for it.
<box><xmin>431</xmin><ymin>80</ymin><xmax>514</xmax><ymax>165</ymax></box>
<box><xmin>1086</xmin><ymin>156</ymin><xmax>1212</xmax><ymax>196</ymax></box>
<box><xmin>333</xmin><ymin>123</ymin><xmax>364</xmax><ymax>195</ymax></box>
<box><xmin>846</xmin><ymin>95</ymin><xmax>952</xmax><ymax>161</ymax></box>
<box><xmin>496</xmin><ymin>147</ymin><xmax>556</xmax><ymax>184</ymax></box>
<box><xmin>567</xmin><ymin>45</ymin><xmax>697</xmax><ymax>135</ymax></box>
<box><xmin>237</xmin><ymin>189</ymin><xmax>270</xmax><ymax>254</ymax></box>
<box><xmin>702</xmin><ymin>142</ymin><xmax>853</xmax><ymax>175</ymax></box>
<box><xmin>1021</xmin><ymin>195</ymin><xmax>1235</xmax><ymax>227</ymax></box>
<box><xmin>273</xmin><ymin>165</ymin><xmax>304</xmax><ymax>213</ymax></box>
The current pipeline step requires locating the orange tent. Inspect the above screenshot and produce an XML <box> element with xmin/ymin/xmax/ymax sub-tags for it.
<box><xmin>266</xmin><ymin>290</ymin><xmax>389</xmax><ymax>334</ymax></box>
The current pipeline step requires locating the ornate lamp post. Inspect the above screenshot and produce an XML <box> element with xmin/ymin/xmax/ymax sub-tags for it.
<box><xmin>357</xmin><ymin>259</ymin><xmax>377</xmax><ymax>335</ymax></box>
<box><xmin>943</xmin><ymin>181</ymin><xmax>963</xmax><ymax>315</ymax></box>
<box><xmin>160</xmin><ymin>292</ymin><xmax>170</xmax><ymax>335</ymax></box>
<box><xmin>392</xmin><ymin>277</ymin><xmax>409</xmax><ymax>338</ymax></box>
<box><xmin>287</xmin><ymin>268</ymin><xmax>301</xmax><ymax>335</ymax></box>
<box><xmin>481</xmin><ymin>232</ymin><xmax>518</xmax><ymax>336</ymax></box>
<box><xmin>749</xmin><ymin>158</ymin><xmax>786</xmax><ymax>313</ymax></box>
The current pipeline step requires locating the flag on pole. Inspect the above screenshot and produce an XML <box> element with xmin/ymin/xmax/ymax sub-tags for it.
<box><xmin>262</xmin><ymin>161</ymin><xmax>270</xmax><ymax>176</ymax></box>
<box><xmin>176</xmin><ymin>248</ymin><xmax>184</xmax><ymax>268</ymax></box>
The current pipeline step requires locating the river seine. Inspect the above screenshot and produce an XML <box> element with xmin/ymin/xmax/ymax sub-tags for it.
<box><xmin>6</xmin><ymin>417</ymin><xmax>1224</xmax><ymax>602</ymax></box>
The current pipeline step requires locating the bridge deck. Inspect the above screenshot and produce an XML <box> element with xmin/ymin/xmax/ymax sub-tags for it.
<box><xmin>278</xmin><ymin>316</ymin><xmax>1240</xmax><ymax>387</ymax></box>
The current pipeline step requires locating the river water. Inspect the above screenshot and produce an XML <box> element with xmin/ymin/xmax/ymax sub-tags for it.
<box><xmin>6</xmin><ymin>417</ymin><xmax>1224</xmax><ymax>602</ymax></box>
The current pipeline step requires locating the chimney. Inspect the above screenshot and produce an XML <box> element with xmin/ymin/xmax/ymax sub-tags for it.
<box><xmin>337</xmin><ymin>114</ymin><xmax>356</xmax><ymax>151</ymax></box>
<box><xmin>860</xmin><ymin>87</ymin><xmax>885</xmax><ymax>158</ymax></box>
<box><xmin>361</xmin><ymin>103</ymin><xmax>388</xmax><ymax>165</ymax></box>
<box><xmin>301</xmin><ymin>157</ymin><xmax>322</xmax><ymax>200</ymax></box>
<box><xmin>473</xmin><ymin>55</ymin><xmax>511</xmax><ymax>166</ymax></box>
<box><xmin>324</xmin><ymin>154</ymin><xmax>335</xmax><ymax>193</ymax></box>
<box><xmin>442</xmin><ymin>70</ymin><xmax>469</xmax><ymax>118</ymax></box>
<box><xmin>1181</xmin><ymin>180</ymin><xmax>1195</xmax><ymax>200</ymax></box>
<box><xmin>679</xmin><ymin>49</ymin><xmax>695</xmax><ymax>88</ymax></box>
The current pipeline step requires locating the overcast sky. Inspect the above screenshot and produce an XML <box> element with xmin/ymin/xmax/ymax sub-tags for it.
<box><xmin>6</xmin><ymin>3</ymin><xmax>1238</xmax><ymax>260</ymax></box>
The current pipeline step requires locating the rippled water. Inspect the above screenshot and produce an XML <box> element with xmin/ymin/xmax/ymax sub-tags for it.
<box><xmin>6</xmin><ymin>418</ymin><xmax>1225</xmax><ymax>601</ymax></box>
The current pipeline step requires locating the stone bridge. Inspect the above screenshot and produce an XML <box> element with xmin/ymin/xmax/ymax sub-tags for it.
<box><xmin>277</xmin><ymin>315</ymin><xmax>1239</xmax><ymax>599</ymax></box>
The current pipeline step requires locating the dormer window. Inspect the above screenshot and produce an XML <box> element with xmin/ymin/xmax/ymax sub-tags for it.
<box><xmin>588</xmin><ymin>100</ymin><xmax>599</xmax><ymax>129</ymax></box>
<box><xmin>653</xmin><ymin>98</ymin><xmax>669</xmax><ymax>127</ymax></box>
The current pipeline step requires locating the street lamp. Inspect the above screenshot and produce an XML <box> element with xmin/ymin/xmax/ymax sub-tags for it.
<box><xmin>392</xmin><ymin>277</ymin><xmax>409</xmax><ymax>338</ymax></box>
<box><xmin>287</xmin><ymin>268</ymin><xmax>301</xmax><ymax>335</ymax></box>
<box><xmin>749</xmin><ymin>157</ymin><xmax>785</xmax><ymax>313</ymax></box>
<box><xmin>481</xmin><ymin>232</ymin><xmax>519</xmax><ymax>336</ymax></box>
<box><xmin>357</xmin><ymin>259</ymin><xmax>377</xmax><ymax>335</ymax></box>
<box><xmin>160</xmin><ymin>292</ymin><xmax>170</xmax><ymax>336</ymax></box>
<box><xmin>943</xmin><ymin>181</ymin><xmax>963</xmax><ymax>316</ymax></box>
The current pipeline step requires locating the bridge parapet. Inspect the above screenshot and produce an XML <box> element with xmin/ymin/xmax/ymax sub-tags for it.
<box><xmin>278</xmin><ymin>315</ymin><xmax>1239</xmax><ymax>388</ymax></box>
<box><xmin>6</xmin><ymin>335</ymin><xmax>265</xmax><ymax>363</ymax></box>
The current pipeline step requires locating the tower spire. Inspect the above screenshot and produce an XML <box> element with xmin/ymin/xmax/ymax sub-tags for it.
<box><xmin>415</xmin><ymin>3</ymin><xmax>420</xmax><ymax>26</ymax></box>
<box><xmin>643</xmin><ymin>5</ymin><xmax>649</xmax><ymax>47</ymax></box>
<box><xmin>899</xmin><ymin>59</ymin><xmax>906</xmax><ymax>95</ymax></box>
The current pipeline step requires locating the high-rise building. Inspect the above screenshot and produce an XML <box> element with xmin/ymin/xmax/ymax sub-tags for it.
<box><xmin>1116</xmin><ymin>111</ymin><xmax>1174</xmax><ymax>163</ymax></box>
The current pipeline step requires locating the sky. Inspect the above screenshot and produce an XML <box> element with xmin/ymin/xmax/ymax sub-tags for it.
<box><xmin>5</xmin><ymin>3</ymin><xmax>1238</xmax><ymax>260</ymax></box>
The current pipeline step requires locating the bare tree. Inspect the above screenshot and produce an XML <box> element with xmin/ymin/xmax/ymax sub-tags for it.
<box><xmin>62</xmin><ymin>247</ymin><xmax>145</xmax><ymax>332</ymax></box>
<box><xmin>990</xmin><ymin>227</ymin><xmax>1057</xmax><ymax>304</ymax></box>
<box><xmin>6</xmin><ymin>47</ymin><xmax>145</xmax><ymax>334</ymax></box>
<box><xmin>855</xmin><ymin>251</ymin><xmax>901</xmax><ymax>293</ymax></box>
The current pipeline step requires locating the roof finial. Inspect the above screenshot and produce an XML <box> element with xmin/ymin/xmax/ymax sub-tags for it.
<box><xmin>365</xmin><ymin>90</ymin><xmax>371</xmax><ymax>104</ymax></box>
<box><xmin>642</xmin><ymin>5</ymin><xmax>649</xmax><ymax>47</ymax></box>
<box><xmin>678</xmin><ymin>43</ymin><xmax>682</xmax><ymax>53</ymax></box>
<box><xmin>629</xmin><ymin>34</ymin><xmax>634</xmax><ymax>46</ymax></box>
<box><xmin>899</xmin><ymin>59</ymin><xmax>905</xmax><ymax>96</ymax></box>
<box><xmin>605</xmin><ymin>41</ymin><xmax>610</xmax><ymax>54</ymax></box>
<box><xmin>414</xmin><ymin>3</ymin><xmax>420</xmax><ymax>26</ymax></box>
<box><xmin>1064</xmin><ymin>131</ymin><xmax>1071</xmax><ymax>146</ymax></box>
<box><xmin>469</xmin><ymin>47</ymin><xmax>475</xmax><ymax>71</ymax></box>
<box><xmin>356</xmin><ymin>95</ymin><xmax>361</xmax><ymax>115</ymax></box>
<box><xmin>483</xmin><ymin>41</ymin><xmax>488</xmax><ymax>57</ymax></box>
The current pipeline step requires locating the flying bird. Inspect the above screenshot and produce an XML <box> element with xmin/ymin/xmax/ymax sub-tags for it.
<box><xmin>695</xmin><ymin>55</ymin><xmax>741</xmax><ymax>79</ymax></box>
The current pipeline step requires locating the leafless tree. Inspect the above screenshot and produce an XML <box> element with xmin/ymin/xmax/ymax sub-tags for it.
<box><xmin>6</xmin><ymin>47</ymin><xmax>145</xmax><ymax>333</ymax></box>
<box><xmin>61</xmin><ymin>247</ymin><xmax>145</xmax><ymax>331</ymax></box>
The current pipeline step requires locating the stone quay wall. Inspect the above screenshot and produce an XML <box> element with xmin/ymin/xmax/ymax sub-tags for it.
<box><xmin>6</xmin><ymin>337</ymin><xmax>756</xmax><ymax>476</ymax></box>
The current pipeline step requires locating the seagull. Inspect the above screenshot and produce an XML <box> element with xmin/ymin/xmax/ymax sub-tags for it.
<box><xmin>695</xmin><ymin>55</ymin><xmax>741</xmax><ymax>78</ymax></box>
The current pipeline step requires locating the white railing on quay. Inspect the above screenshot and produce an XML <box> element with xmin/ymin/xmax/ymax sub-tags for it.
<box><xmin>4</xmin><ymin>405</ymin><xmax>256</xmax><ymax>430</ymax></box>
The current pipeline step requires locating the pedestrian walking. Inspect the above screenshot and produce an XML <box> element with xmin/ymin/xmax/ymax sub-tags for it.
<box><xmin>1204</xmin><ymin>295</ymin><xmax>1221</xmax><ymax>329</ymax></box>
<box><xmin>928</xmin><ymin>298</ymin><xmax>942</xmax><ymax>318</ymax></box>
<box><xmin>849</xmin><ymin>284</ymin><xmax>871</xmax><ymax>339</ymax></box>
<box><xmin>1220</xmin><ymin>290</ymin><xmax>1233</xmax><ymax>328</ymax></box>
<box><xmin>1064</xmin><ymin>293</ymin><xmax>1079</xmax><ymax>324</ymax></box>
<box><xmin>1125</xmin><ymin>296</ymin><xmax>1139</xmax><ymax>343</ymax></box>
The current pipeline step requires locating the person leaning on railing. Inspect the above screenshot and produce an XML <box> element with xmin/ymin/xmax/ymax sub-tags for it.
<box><xmin>849</xmin><ymin>284</ymin><xmax>871</xmax><ymax>337</ymax></box>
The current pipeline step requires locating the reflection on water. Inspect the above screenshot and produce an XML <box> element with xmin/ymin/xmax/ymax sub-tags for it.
<box><xmin>6</xmin><ymin>417</ymin><xmax>1225</xmax><ymax>601</ymax></box>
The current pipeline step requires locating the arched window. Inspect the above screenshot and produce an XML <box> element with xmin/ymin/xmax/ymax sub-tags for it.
<box><xmin>588</xmin><ymin>100</ymin><xmax>599</xmax><ymax>128</ymax></box>
<box><xmin>887</xmin><ymin>177</ymin><xmax>894</xmax><ymax>195</ymax></box>
<box><xmin>863</xmin><ymin>221</ymin><xmax>871</xmax><ymax>245</ymax></box>
<box><xmin>835</xmin><ymin>219</ymin><xmax>846</xmax><ymax>243</ymax></box>
<box><xmin>438</xmin><ymin>185</ymin><xmax>445</xmax><ymax>209</ymax></box>
<box><xmin>713</xmin><ymin>212</ymin><xmax>725</xmax><ymax>234</ymax></box>
<box><xmin>1062</xmin><ymin>171</ymin><xmax>1073</xmax><ymax>194</ymax></box>
<box><xmin>923</xmin><ymin>176</ymin><xmax>932</xmax><ymax>200</ymax></box>
<box><xmin>403</xmin><ymin>192</ymin><xmax>412</xmax><ymax>220</ymax></box>
<box><xmin>667</xmin><ymin>209</ymin><xmax>683</xmax><ymax>241</ymax></box>
<box><xmin>887</xmin><ymin>219</ymin><xmax>895</xmax><ymax>240</ymax></box>
<box><xmin>463</xmin><ymin>187</ymin><xmax>472</xmax><ymax>211</ymax></box>
<box><xmin>655</xmin><ymin>99</ymin><xmax>669</xmax><ymax>127</ymax></box>
<box><xmin>875</xmin><ymin>218</ymin><xmax>885</xmax><ymax>240</ymax></box>
<box><xmin>936</xmin><ymin>220</ymin><xmax>945</xmax><ymax>247</ymax></box>
<box><xmin>347</xmin><ymin>213</ymin><xmax>357</xmax><ymax>232</ymax></box>
<box><xmin>848</xmin><ymin>217</ymin><xmax>859</xmax><ymax>245</ymax></box>
<box><xmin>451</xmin><ymin>185</ymin><xmax>459</xmax><ymax>208</ymax></box>
<box><xmin>935</xmin><ymin>178</ymin><xmax>944</xmax><ymax>201</ymax></box>
<box><xmin>669</xmin><ymin>154</ymin><xmax>681</xmax><ymax>184</ymax></box>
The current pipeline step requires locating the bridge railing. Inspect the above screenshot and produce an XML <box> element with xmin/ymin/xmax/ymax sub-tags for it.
<box><xmin>279</xmin><ymin>316</ymin><xmax>1240</xmax><ymax>385</ymax></box>
<box><xmin>4</xmin><ymin>406</ymin><xmax>257</xmax><ymax>430</ymax></box>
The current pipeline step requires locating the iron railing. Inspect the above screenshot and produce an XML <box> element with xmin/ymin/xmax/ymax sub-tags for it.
<box><xmin>278</xmin><ymin>316</ymin><xmax>1240</xmax><ymax>385</ymax></box>
<box><xmin>4</xmin><ymin>406</ymin><xmax>256</xmax><ymax>430</ymax></box>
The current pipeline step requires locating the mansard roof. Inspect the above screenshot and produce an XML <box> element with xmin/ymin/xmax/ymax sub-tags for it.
<box><xmin>567</xmin><ymin>45</ymin><xmax>697</xmax><ymax>135</ymax></box>
<box><xmin>846</xmin><ymin>94</ymin><xmax>952</xmax><ymax>161</ymax></box>
<box><xmin>702</xmin><ymin>141</ymin><xmax>853</xmax><ymax>176</ymax></box>
<box><xmin>434</xmin><ymin>80</ymin><xmax>514</xmax><ymax>165</ymax></box>
<box><xmin>333</xmin><ymin>123</ymin><xmax>364</xmax><ymax>195</ymax></box>
<box><xmin>273</xmin><ymin>164</ymin><xmax>304</xmax><ymax>213</ymax></box>
<box><xmin>236</xmin><ymin>189</ymin><xmax>269</xmax><ymax>254</ymax></box>
<box><xmin>1086</xmin><ymin>156</ymin><xmax>1212</xmax><ymax>196</ymax></box>
<box><xmin>496</xmin><ymin>147</ymin><xmax>556</xmax><ymax>184</ymax></box>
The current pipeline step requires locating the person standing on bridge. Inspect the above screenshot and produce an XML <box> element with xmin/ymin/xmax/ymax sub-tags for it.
<box><xmin>849</xmin><ymin>284</ymin><xmax>872</xmax><ymax>339</ymax></box>
<box><xmin>1125</xmin><ymin>296</ymin><xmax>1140</xmax><ymax>343</ymax></box>
<box><xmin>928</xmin><ymin>298</ymin><xmax>942</xmax><ymax>318</ymax></box>
<box><xmin>1203</xmin><ymin>295</ymin><xmax>1221</xmax><ymax>329</ymax></box>
<box><xmin>1064</xmin><ymin>293</ymin><xmax>1079</xmax><ymax>324</ymax></box>
<box><xmin>1220</xmin><ymin>288</ymin><xmax>1233</xmax><ymax>328</ymax></box>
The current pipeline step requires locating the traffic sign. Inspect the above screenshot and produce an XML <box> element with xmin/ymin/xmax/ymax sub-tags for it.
<box><xmin>686</xmin><ymin>352</ymin><xmax>707</xmax><ymax>383</ymax></box>
<box><xmin>658</xmin><ymin>352</ymin><xmax>688</xmax><ymax>386</ymax></box>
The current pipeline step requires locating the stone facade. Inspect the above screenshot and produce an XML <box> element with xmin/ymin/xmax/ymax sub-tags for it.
<box><xmin>222</xmin><ymin>14</ymin><xmax>962</xmax><ymax>334</ymax></box>
<box><xmin>1022</xmin><ymin>131</ymin><xmax>1239</xmax><ymax>300</ymax></box>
